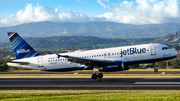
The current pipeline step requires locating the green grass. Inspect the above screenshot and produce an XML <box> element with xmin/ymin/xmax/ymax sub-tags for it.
<box><xmin>0</xmin><ymin>74</ymin><xmax>180</xmax><ymax>78</ymax></box>
<box><xmin>0</xmin><ymin>90</ymin><xmax>180</xmax><ymax>101</ymax></box>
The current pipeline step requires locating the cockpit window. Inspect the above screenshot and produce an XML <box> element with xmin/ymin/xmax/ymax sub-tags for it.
<box><xmin>162</xmin><ymin>47</ymin><xmax>170</xmax><ymax>50</ymax></box>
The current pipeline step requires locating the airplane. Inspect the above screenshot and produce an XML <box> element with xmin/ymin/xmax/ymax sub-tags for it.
<box><xmin>7</xmin><ymin>32</ymin><xmax>178</xmax><ymax>79</ymax></box>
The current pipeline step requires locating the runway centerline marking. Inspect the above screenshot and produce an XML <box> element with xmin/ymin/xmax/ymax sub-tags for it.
<box><xmin>135</xmin><ymin>82</ymin><xmax>180</xmax><ymax>85</ymax></box>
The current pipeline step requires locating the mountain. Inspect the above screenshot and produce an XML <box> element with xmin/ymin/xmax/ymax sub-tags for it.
<box><xmin>1</xmin><ymin>21</ymin><xmax>180</xmax><ymax>42</ymax></box>
<box><xmin>154</xmin><ymin>31</ymin><xmax>180</xmax><ymax>44</ymax></box>
<box><xmin>1</xmin><ymin>31</ymin><xmax>180</xmax><ymax>49</ymax></box>
<box><xmin>0</xmin><ymin>36</ymin><xmax>155</xmax><ymax>49</ymax></box>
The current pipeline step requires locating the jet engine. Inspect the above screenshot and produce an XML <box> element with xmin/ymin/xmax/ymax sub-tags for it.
<box><xmin>100</xmin><ymin>61</ymin><xmax>124</xmax><ymax>72</ymax></box>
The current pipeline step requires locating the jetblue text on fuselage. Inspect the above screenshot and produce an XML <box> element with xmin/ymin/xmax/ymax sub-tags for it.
<box><xmin>120</xmin><ymin>47</ymin><xmax>146</xmax><ymax>57</ymax></box>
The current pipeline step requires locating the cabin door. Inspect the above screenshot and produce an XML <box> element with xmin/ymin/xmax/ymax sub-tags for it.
<box><xmin>38</xmin><ymin>57</ymin><xmax>44</xmax><ymax>67</ymax></box>
<box><xmin>150</xmin><ymin>45</ymin><xmax>157</xmax><ymax>56</ymax></box>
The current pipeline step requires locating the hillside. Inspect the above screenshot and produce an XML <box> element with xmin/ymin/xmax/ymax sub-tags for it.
<box><xmin>154</xmin><ymin>32</ymin><xmax>180</xmax><ymax>44</ymax></box>
<box><xmin>1</xmin><ymin>21</ymin><xmax>180</xmax><ymax>42</ymax></box>
<box><xmin>1</xmin><ymin>31</ymin><xmax>180</xmax><ymax>49</ymax></box>
<box><xmin>0</xmin><ymin>36</ymin><xmax>155</xmax><ymax>49</ymax></box>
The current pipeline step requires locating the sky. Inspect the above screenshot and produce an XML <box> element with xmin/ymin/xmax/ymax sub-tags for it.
<box><xmin>0</xmin><ymin>0</ymin><xmax>180</xmax><ymax>27</ymax></box>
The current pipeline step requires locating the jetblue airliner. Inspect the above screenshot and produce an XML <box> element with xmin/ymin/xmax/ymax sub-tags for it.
<box><xmin>7</xmin><ymin>32</ymin><xmax>178</xmax><ymax>79</ymax></box>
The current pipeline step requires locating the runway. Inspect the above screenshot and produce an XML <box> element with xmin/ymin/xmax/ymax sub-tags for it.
<box><xmin>0</xmin><ymin>78</ymin><xmax>180</xmax><ymax>90</ymax></box>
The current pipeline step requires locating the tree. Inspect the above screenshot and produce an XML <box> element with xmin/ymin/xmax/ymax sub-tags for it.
<box><xmin>0</xmin><ymin>63</ymin><xmax>9</xmax><ymax>71</ymax></box>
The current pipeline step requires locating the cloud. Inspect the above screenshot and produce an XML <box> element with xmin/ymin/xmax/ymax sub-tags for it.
<box><xmin>0</xmin><ymin>4</ymin><xmax>90</xmax><ymax>27</ymax></box>
<box><xmin>97</xmin><ymin>0</ymin><xmax>109</xmax><ymax>9</ymax></box>
<box><xmin>1</xmin><ymin>0</ymin><xmax>180</xmax><ymax>27</ymax></box>
<box><xmin>96</xmin><ymin>0</ymin><xmax>180</xmax><ymax>24</ymax></box>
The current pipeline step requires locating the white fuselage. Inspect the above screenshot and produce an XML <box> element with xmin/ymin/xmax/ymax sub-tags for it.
<box><xmin>7</xmin><ymin>43</ymin><xmax>178</xmax><ymax>70</ymax></box>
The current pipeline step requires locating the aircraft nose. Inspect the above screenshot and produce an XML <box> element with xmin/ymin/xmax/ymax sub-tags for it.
<box><xmin>173</xmin><ymin>50</ymin><xmax>179</xmax><ymax>56</ymax></box>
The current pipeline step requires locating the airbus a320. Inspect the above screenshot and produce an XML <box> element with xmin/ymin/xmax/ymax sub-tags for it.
<box><xmin>7</xmin><ymin>32</ymin><xmax>178</xmax><ymax>79</ymax></box>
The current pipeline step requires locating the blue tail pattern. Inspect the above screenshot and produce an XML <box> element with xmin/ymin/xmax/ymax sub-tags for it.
<box><xmin>7</xmin><ymin>32</ymin><xmax>40</xmax><ymax>59</ymax></box>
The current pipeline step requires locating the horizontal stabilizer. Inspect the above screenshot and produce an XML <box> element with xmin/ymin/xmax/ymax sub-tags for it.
<box><xmin>7</xmin><ymin>61</ymin><xmax>29</xmax><ymax>65</ymax></box>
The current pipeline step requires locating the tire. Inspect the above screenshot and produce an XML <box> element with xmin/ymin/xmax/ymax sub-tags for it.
<box><xmin>98</xmin><ymin>73</ymin><xmax>103</xmax><ymax>79</ymax></box>
<box><xmin>91</xmin><ymin>74</ymin><xmax>97</xmax><ymax>79</ymax></box>
<box><xmin>154</xmin><ymin>68</ymin><xmax>158</xmax><ymax>73</ymax></box>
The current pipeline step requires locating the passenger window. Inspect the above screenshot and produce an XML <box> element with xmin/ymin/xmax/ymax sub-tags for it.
<box><xmin>112</xmin><ymin>53</ymin><xmax>114</xmax><ymax>55</ymax></box>
<box><xmin>94</xmin><ymin>55</ymin><xmax>96</xmax><ymax>57</ymax></box>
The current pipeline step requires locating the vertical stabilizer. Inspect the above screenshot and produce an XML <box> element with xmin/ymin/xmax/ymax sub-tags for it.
<box><xmin>7</xmin><ymin>32</ymin><xmax>40</xmax><ymax>59</ymax></box>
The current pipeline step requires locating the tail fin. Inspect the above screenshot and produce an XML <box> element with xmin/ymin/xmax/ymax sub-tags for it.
<box><xmin>7</xmin><ymin>32</ymin><xmax>40</xmax><ymax>59</ymax></box>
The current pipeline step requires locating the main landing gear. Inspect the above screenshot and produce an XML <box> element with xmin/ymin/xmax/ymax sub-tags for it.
<box><xmin>153</xmin><ymin>62</ymin><xmax>158</xmax><ymax>73</ymax></box>
<box><xmin>91</xmin><ymin>67</ymin><xmax>103</xmax><ymax>79</ymax></box>
<box><xmin>91</xmin><ymin>73</ymin><xmax>103</xmax><ymax>79</ymax></box>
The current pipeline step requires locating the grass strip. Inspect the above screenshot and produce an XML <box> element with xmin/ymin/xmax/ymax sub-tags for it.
<box><xmin>0</xmin><ymin>74</ymin><xmax>180</xmax><ymax>78</ymax></box>
<box><xmin>0</xmin><ymin>90</ymin><xmax>180</xmax><ymax>101</ymax></box>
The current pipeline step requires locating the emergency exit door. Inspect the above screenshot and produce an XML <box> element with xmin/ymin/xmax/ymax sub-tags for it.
<box><xmin>150</xmin><ymin>45</ymin><xmax>157</xmax><ymax>56</ymax></box>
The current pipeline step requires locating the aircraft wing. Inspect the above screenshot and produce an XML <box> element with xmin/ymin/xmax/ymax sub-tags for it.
<box><xmin>58</xmin><ymin>54</ymin><xmax>113</xmax><ymax>67</ymax></box>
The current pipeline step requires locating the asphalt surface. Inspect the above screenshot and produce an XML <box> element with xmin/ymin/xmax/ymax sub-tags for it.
<box><xmin>0</xmin><ymin>71</ymin><xmax>180</xmax><ymax>90</ymax></box>
<box><xmin>0</xmin><ymin>78</ymin><xmax>180</xmax><ymax>90</ymax></box>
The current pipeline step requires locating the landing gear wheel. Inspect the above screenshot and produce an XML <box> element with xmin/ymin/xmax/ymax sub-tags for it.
<box><xmin>97</xmin><ymin>73</ymin><xmax>103</xmax><ymax>79</ymax></box>
<box><xmin>153</xmin><ymin>62</ymin><xmax>158</xmax><ymax>73</ymax></box>
<box><xmin>91</xmin><ymin>74</ymin><xmax>97</xmax><ymax>79</ymax></box>
<box><xmin>154</xmin><ymin>68</ymin><xmax>158</xmax><ymax>73</ymax></box>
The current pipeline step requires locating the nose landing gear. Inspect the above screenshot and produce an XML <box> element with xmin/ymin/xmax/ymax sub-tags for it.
<box><xmin>154</xmin><ymin>68</ymin><xmax>158</xmax><ymax>73</ymax></box>
<box><xmin>153</xmin><ymin>62</ymin><xmax>158</xmax><ymax>73</ymax></box>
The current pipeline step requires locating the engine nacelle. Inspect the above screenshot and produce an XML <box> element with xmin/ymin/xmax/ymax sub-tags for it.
<box><xmin>101</xmin><ymin>61</ymin><xmax>124</xmax><ymax>72</ymax></box>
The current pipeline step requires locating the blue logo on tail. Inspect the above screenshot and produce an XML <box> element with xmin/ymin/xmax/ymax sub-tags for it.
<box><xmin>7</xmin><ymin>32</ymin><xmax>40</xmax><ymax>59</ymax></box>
